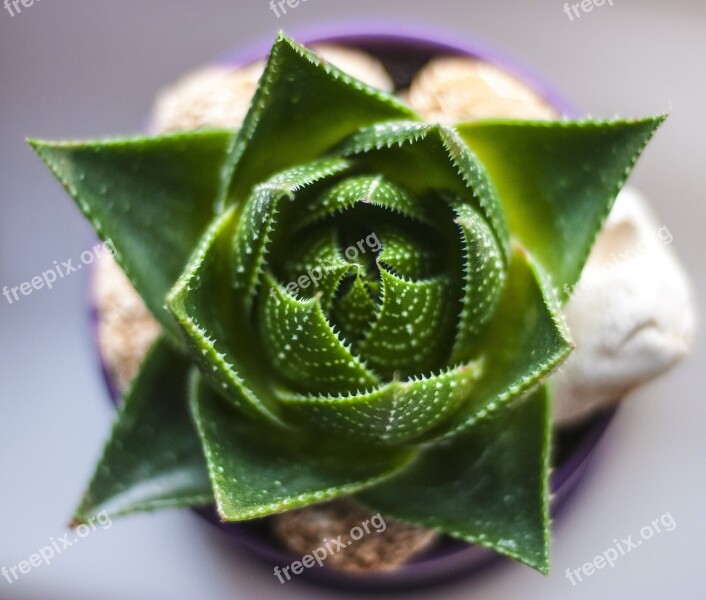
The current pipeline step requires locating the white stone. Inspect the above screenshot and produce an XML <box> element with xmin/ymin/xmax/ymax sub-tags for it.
<box><xmin>553</xmin><ymin>187</ymin><xmax>696</xmax><ymax>425</ymax></box>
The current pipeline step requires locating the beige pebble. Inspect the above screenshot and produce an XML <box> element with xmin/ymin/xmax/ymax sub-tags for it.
<box><xmin>271</xmin><ymin>499</ymin><xmax>438</xmax><ymax>573</ymax></box>
<box><xmin>150</xmin><ymin>45</ymin><xmax>393</xmax><ymax>134</ymax></box>
<box><xmin>403</xmin><ymin>56</ymin><xmax>558</xmax><ymax>123</ymax></box>
<box><xmin>311</xmin><ymin>44</ymin><xmax>394</xmax><ymax>93</ymax></box>
<box><xmin>149</xmin><ymin>63</ymin><xmax>263</xmax><ymax>133</ymax></box>
<box><xmin>93</xmin><ymin>253</ymin><xmax>160</xmax><ymax>394</ymax></box>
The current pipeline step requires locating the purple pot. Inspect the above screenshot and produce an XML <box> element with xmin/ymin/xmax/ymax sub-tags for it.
<box><xmin>92</xmin><ymin>24</ymin><xmax>613</xmax><ymax>593</ymax></box>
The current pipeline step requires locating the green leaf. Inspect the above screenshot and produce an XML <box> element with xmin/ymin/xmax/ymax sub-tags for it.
<box><xmin>334</xmin><ymin>121</ymin><xmax>510</xmax><ymax>260</ymax></box>
<box><xmin>448</xmin><ymin>200</ymin><xmax>507</xmax><ymax>365</ymax></box>
<box><xmin>330</xmin><ymin>273</ymin><xmax>378</xmax><ymax>347</ymax></box>
<box><xmin>377</xmin><ymin>226</ymin><xmax>436</xmax><ymax>280</ymax></box>
<box><xmin>190</xmin><ymin>372</ymin><xmax>415</xmax><ymax>521</ymax></box>
<box><xmin>358</xmin><ymin>385</ymin><xmax>552</xmax><ymax>573</ymax></box>
<box><xmin>223</xmin><ymin>33</ymin><xmax>418</xmax><ymax>207</ymax></box>
<box><xmin>168</xmin><ymin>207</ymin><xmax>286</xmax><ymax>427</ymax></box>
<box><xmin>276</xmin><ymin>230</ymin><xmax>356</xmax><ymax>311</ymax></box>
<box><xmin>456</xmin><ymin>116</ymin><xmax>666</xmax><ymax>294</ymax></box>
<box><xmin>358</xmin><ymin>267</ymin><xmax>454</xmax><ymax>380</ymax></box>
<box><xmin>298</xmin><ymin>174</ymin><xmax>430</xmax><ymax>227</ymax></box>
<box><xmin>29</xmin><ymin>131</ymin><xmax>234</xmax><ymax>340</ymax></box>
<box><xmin>232</xmin><ymin>157</ymin><xmax>352</xmax><ymax>309</ymax></box>
<box><xmin>277</xmin><ymin>361</ymin><xmax>483</xmax><ymax>445</ymax></box>
<box><xmin>438</xmin><ymin>245</ymin><xmax>573</xmax><ymax>439</ymax></box>
<box><xmin>73</xmin><ymin>338</ymin><xmax>212</xmax><ymax>523</ymax></box>
<box><xmin>260</xmin><ymin>273</ymin><xmax>380</xmax><ymax>395</ymax></box>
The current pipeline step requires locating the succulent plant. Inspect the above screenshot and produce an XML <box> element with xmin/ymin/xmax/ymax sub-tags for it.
<box><xmin>30</xmin><ymin>33</ymin><xmax>664</xmax><ymax>573</ymax></box>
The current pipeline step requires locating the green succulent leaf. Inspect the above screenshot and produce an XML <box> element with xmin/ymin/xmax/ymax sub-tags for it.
<box><xmin>260</xmin><ymin>273</ymin><xmax>380</xmax><ymax>395</ymax></box>
<box><xmin>190</xmin><ymin>372</ymin><xmax>415</xmax><ymax>521</ymax></box>
<box><xmin>456</xmin><ymin>116</ymin><xmax>666</xmax><ymax>294</ymax></box>
<box><xmin>377</xmin><ymin>227</ymin><xmax>436</xmax><ymax>279</ymax></box>
<box><xmin>333</xmin><ymin>121</ymin><xmax>510</xmax><ymax>260</ymax></box>
<box><xmin>357</xmin><ymin>384</ymin><xmax>552</xmax><ymax>573</ymax></box>
<box><xmin>168</xmin><ymin>206</ymin><xmax>287</xmax><ymax>426</ymax></box>
<box><xmin>223</xmin><ymin>33</ymin><xmax>418</xmax><ymax>206</ymax></box>
<box><xmin>276</xmin><ymin>230</ymin><xmax>355</xmax><ymax>309</ymax></box>
<box><xmin>299</xmin><ymin>174</ymin><xmax>430</xmax><ymax>227</ymax></box>
<box><xmin>277</xmin><ymin>361</ymin><xmax>483</xmax><ymax>445</ymax></box>
<box><xmin>358</xmin><ymin>267</ymin><xmax>454</xmax><ymax>380</ymax></box>
<box><xmin>74</xmin><ymin>338</ymin><xmax>212</xmax><ymax>524</ymax></box>
<box><xmin>448</xmin><ymin>200</ymin><xmax>507</xmax><ymax>364</ymax></box>
<box><xmin>330</xmin><ymin>272</ymin><xmax>379</xmax><ymax>346</ymax></box>
<box><xmin>231</xmin><ymin>157</ymin><xmax>352</xmax><ymax>308</ymax></box>
<box><xmin>438</xmin><ymin>245</ymin><xmax>573</xmax><ymax>440</ymax></box>
<box><xmin>29</xmin><ymin>131</ymin><xmax>234</xmax><ymax>341</ymax></box>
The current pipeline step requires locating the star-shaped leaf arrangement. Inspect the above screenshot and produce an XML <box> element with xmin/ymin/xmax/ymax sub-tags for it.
<box><xmin>30</xmin><ymin>33</ymin><xmax>665</xmax><ymax>574</ymax></box>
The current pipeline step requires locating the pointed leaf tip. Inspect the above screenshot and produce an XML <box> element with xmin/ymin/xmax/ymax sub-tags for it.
<box><xmin>457</xmin><ymin>114</ymin><xmax>667</xmax><ymax>294</ymax></box>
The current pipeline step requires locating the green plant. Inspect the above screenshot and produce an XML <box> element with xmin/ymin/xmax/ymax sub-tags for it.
<box><xmin>30</xmin><ymin>34</ymin><xmax>664</xmax><ymax>573</ymax></box>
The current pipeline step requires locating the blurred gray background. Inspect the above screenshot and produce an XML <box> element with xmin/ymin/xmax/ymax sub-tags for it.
<box><xmin>1</xmin><ymin>1</ymin><xmax>704</xmax><ymax>598</ymax></box>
